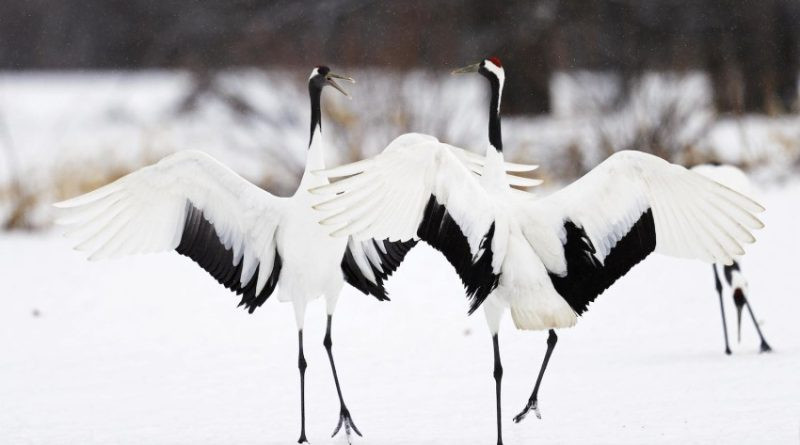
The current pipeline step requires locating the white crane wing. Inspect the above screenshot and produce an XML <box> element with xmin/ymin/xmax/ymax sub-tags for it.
<box><xmin>312</xmin><ymin>134</ymin><xmax>518</xmax><ymax>311</ymax></box>
<box><xmin>54</xmin><ymin>150</ymin><xmax>286</xmax><ymax>312</ymax></box>
<box><xmin>691</xmin><ymin>164</ymin><xmax>754</xmax><ymax>197</ymax></box>
<box><xmin>518</xmin><ymin>150</ymin><xmax>764</xmax><ymax>314</ymax></box>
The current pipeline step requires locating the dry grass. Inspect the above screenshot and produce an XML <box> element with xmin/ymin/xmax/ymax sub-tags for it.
<box><xmin>1</xmin><ymin>186</ymin><xmax>37</xmax><ymax>231</ymax></box>
<box><xmin>0</xmin><ymin>153</ymin><xmax>163</xmax><ymax>231</ymax></box>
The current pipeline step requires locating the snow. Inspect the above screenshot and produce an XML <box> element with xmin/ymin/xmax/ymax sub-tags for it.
<box><xmin>1</xmin><ymin>182</ymin><xmax>799</xmax><ymax>444</ymax></box>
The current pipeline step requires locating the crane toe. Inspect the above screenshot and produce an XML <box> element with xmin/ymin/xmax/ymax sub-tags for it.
<box><xmin>332</xmin><ymin>407</ymin><xmax>362</xmax><ymax>442</ymax></box>
<box><xmin>512</xmin><ymin>398</ymin><xmax>541</xmax><ymax>423</ymax></box>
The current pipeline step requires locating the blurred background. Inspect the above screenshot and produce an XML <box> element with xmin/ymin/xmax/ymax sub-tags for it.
<box><xmin>3</xmin><ymin>3</ymin><xmax>800</xmax><ymax>443</ymax></box>
<box><xmin>1</xmin><ymin>0</ymin><xmax>799</xmax><ymax>229</ymax></box>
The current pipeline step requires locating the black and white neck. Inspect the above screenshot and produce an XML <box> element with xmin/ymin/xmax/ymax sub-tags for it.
<box><xmin>306</xmin><ymin>65</ymin><xmax>353</xmax><ymax>149</ymax></box>
<box><xmin>301</xmin><ymin>66</ymin><xmax>353</xmax><ymax>189</ymax></box>
<box><xmin>307</xmin><ymin>66</ymin><xmax>330</xmax><ymax>148</ymax></box>
<box><xmin>479</xmin><ymin>58</ymin><xmax>505</xmax><ymax>152</ymax></box>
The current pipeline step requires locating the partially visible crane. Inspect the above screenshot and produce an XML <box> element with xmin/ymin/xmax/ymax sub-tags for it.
<box><xmin>692</xmin><ymin>164</ymin><xmax>772</xmax><ymax>354</ymax></box>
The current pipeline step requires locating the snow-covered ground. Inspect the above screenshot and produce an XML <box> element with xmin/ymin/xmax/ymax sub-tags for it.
<box><xmin>1</xmin><ymin>181</ymin><xmax>798</xmax><ymax>444</ymax></box>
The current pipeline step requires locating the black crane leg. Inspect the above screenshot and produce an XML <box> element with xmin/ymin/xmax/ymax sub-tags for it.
<box><xmin>325</xmin><ymin>314</ymin><xmax>362</xmax><ymax>441</ymax></box>
<box><xmin>297</xmin><ymin>329</ymin><xmax>308</xmax><ymax>443</ymax></box>
<box><xmin>513</xmin><ymin>329</ymin><xmax>558</xmax><ymax>423</ymax></box>
<box><xmin>492</xmin><ymin>333</ymin><xmax>504</xmax><ymax>445</ymax></box>
<box><xmin>713</xmin><ymin>265</ymin><xmax>732</xmax><ymax>355</ymax></box>
<box><xmin>743</xmin><ymin>299</ymin><xmax>773</xmax><ymax>353</ymax></box>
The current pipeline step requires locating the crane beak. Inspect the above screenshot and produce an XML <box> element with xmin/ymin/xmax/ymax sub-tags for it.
<box><xmin>451</xmin><ymin>62</ymin><xmax>481</xmax><ymax>75</ymax></box>
<box><xmin>736</xmin><ymin>304</ymin><xmax>743</xmax><ymax>343</ymax></box>
<box><xmin>326</xmin><ymin>73</ymin><xmax>355</xmax><ymax>98</ymax></box>
<box><xmin>733</xmin><ymin>288</ymin><xmax>746</xmax><ymax>343</ymax></box>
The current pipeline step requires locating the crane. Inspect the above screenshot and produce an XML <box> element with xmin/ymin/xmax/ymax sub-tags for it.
<box><xmin>692</xmin><ymin>164</ymin><xmax>772</xmax><ymax>354</ymax></box>
<box><xmin>55</xmin><ymin>66</ymin><xmax>415</xmax><ymax>444</ymax></box>
<box><xmin>311</xmin><ymin>58</ymin><xmax>764</xmax><ymax>445</ymax></box>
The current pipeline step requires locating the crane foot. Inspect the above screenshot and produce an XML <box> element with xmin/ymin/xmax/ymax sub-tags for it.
<box><xmin>332</xmin><ymin>407</ymin><xmax>362</xmax><ymax>443</ymax></box>
<box><xmin>513</xmin><ymin>398</ymin><xmax>541</xmax><ymax>423</ymax></box>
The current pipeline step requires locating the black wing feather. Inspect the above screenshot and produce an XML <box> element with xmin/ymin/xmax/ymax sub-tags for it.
<box><xmin>549</xmin><ymin>208</ymin><xmax>656</xmax><ymax>314</ymax></box>
<box><xmin>416</xmin><ymin>195</ymin><xmax>499</xmax><ymax>314</ymax></box>
<box><xmin>342</xmin><ymin>238</ymin><xmax>418</xmax><ymax>301</ymax></box>
<box><xmin>176</xmin><ymin>202</ymin><xmax>281</xmax><ymax>313</ymax></box>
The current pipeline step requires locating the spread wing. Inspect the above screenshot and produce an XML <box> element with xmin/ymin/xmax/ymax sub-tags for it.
<box><xmin>341</xmin><ymin>238</ymin><xmax>418</xmax><ymax>300</ymax></box>
<box><xmin>313</xmin><ymin>134</ymin><xmax>529</xmax><ymax>312</ymax></box>
<box><xmin>54</xmin><ymin>150</ymin><xmax>287</xmax><ymax>313</ymax></box>
<box><xmin>691</xmin><ymin>164</ymin><xmax>754</xmax><ymax>198</ymax></box>
<box><xmin>519</xmin><ymin>150</ymin><xmax>764</xmax><ymax>315</ymax></box>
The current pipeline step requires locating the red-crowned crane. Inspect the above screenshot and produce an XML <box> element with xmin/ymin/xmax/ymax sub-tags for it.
<box><xmin>54</xmin><ymin>65</ymin><xmax>535</xmax><ymax>444</ymax></box>
<box><xmin>54</xmin><ymin>66</ymin><xmax>416</xmax><ymax>444</ymax></box>
<box><xmin>692</xmin><ymin>164</ymin><xmax>772</xmax><ymax>354</ymax></box>
<box><xmin>311</xmin><ymin>58</ymin><xmax>765</xmax><ymax>445</ymax></box>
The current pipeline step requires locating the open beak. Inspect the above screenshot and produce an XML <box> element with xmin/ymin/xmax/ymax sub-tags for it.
<box><xmin>326</xmin><ymin>72</ymin><xmax>355</xmax><ymax>98</ymax></box>
<box><xmin>451</xmin><ymin>62</ymin><xmax>481</xmax><ymax>75</ymax></box>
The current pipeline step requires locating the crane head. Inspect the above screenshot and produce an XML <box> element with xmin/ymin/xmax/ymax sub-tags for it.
<box><xmin>309</xmin><ymin>66</ymin><xmax>355</xmax><ymax>98</ymax></box>
<box><xmin>451</xmin><ymin>57</ymin><xmax>505</xmax><ymax>83</ymax></box>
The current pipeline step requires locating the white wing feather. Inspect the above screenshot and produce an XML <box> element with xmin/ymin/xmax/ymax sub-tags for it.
<box><xmin>320</xmin><ymin>133</ymin><xmax>541</xmax><ymax>188</ymax></box>
<box><xmin>521</xmin><ymin>151</ymin><xmax>763</xmax><ymax>275</ymax></box>
<box><xmin>691</xmin><ymin>164</ymin><xmax>754</xmax><ymax>197</ymax></box>
<box><xmin>54</xmin><ymin>150</ymin><xmax>286</xmax><ymax>294</ymax></box>
<box><xmin>312</xmin><ymin>135</ymin><xmax>501</xmax><ymax>260</ymax></box>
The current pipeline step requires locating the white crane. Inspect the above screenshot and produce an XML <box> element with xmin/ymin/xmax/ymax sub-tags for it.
<box><xmin>54</xmin><ymin>66</ymin><xmax>418</xmax><ymax>444</ymax></box>
<box><xmin>54</xmin><ymin>65</ymin><xmax>534</xmax><ymax>444</ymax></box>
<box><xmin>692</xmin><ymin>164</ymin><xmax>772</xmax><ymax>354</ymax></box>
<box><xmin>311</xmin><ymin>57</ymin><xmax>765</xmax><ymax>445</ymax></box>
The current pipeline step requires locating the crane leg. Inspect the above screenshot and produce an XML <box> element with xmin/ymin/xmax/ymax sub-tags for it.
<box><xmin>297</xmin><ymin>329</ymin><xmax>308</xmax><ymax>443</ymax></box>
<box><xmin>513</xmin><ymin>329</ymin><xmax>558</xmax><ymax>423</ymax></box>
<box><xmin>325</xmin><ymin>315</ymin><xmax>362</xmax><ymax>441</ymax></box>
<box><xmin>713</xmin><ymin>265</ymin><xmax>732</xmax><ymax>355</ymax></box>
<box><xmin>492</xmin><ymin>333</ymin><xmax>504</xmax><ymax>445</ymax></box>
<box><xmin>743</xmin><ymin>298</ymin><xmax>773</xmax><ymax>353</ymax></box>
